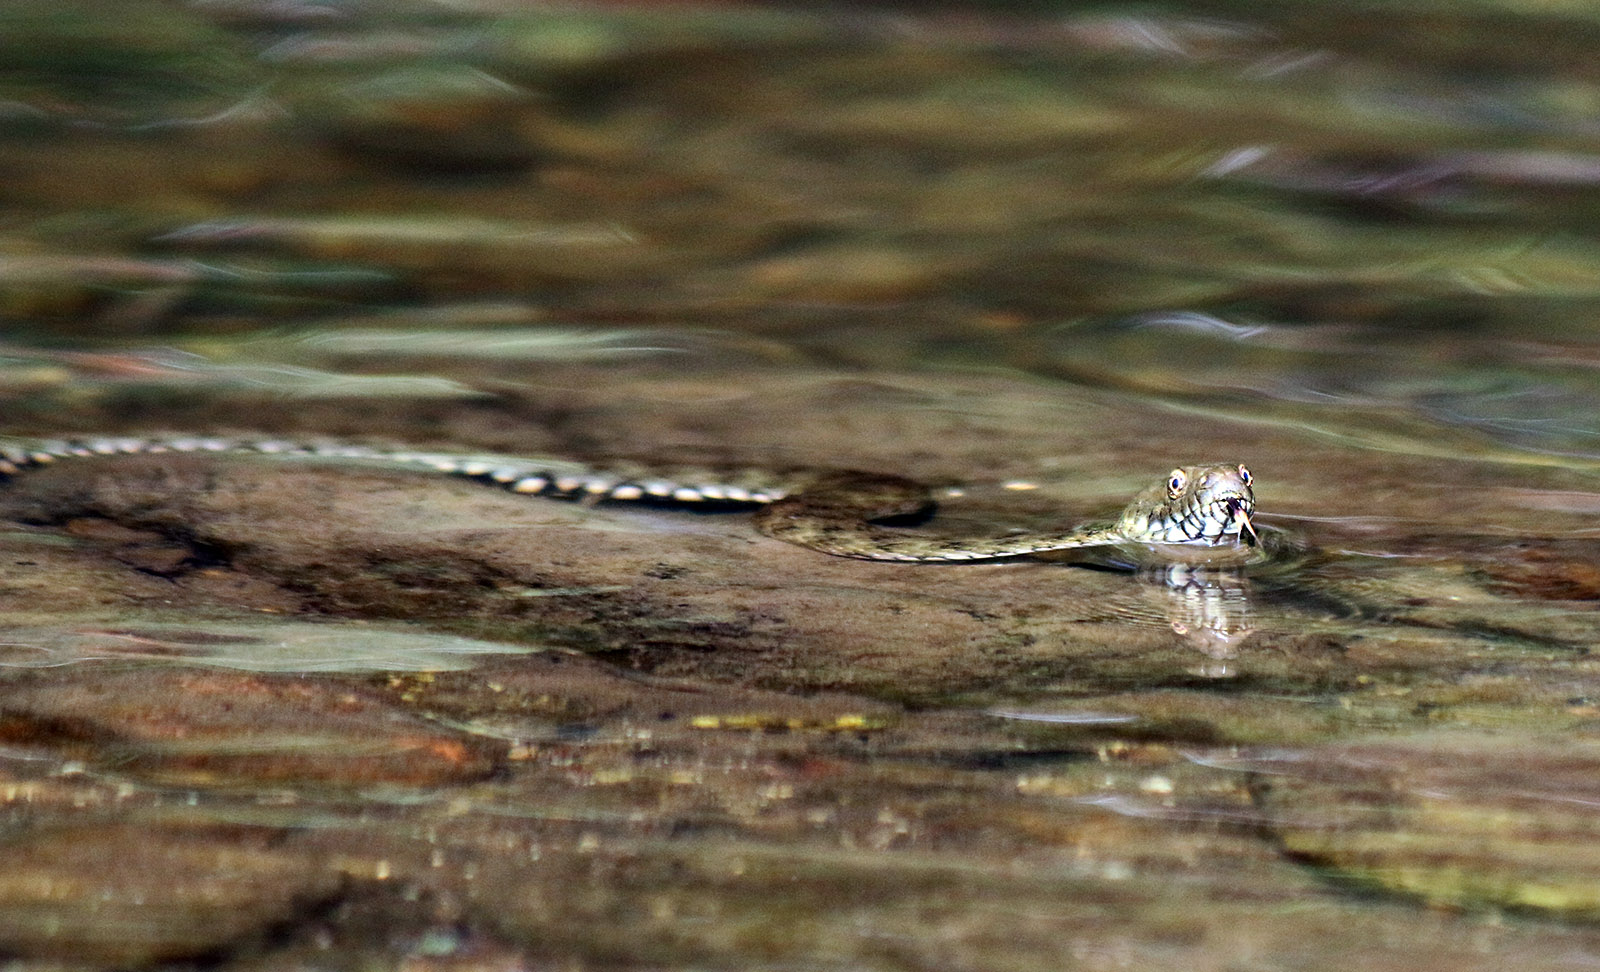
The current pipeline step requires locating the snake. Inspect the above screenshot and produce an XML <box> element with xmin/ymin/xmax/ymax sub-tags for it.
<box><xmin>0</xmin><ymin>436</ymin><xmax>1257</xmax><ymax>564</ymax></box>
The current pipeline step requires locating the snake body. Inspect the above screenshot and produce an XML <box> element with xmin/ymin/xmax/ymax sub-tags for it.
<box><xmin>756</xmin><ymin>464</ymin><xmax>1256</xmax><ymax>561</ymax></box>
<box><xmin>0</xmin><ymin>437</ymin><xmax>1256</xmax><ymax>563</ymax></box>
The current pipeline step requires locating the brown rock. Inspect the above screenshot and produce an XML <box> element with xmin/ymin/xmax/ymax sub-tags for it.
<box><xmin>0</xmin><ymin>667</ymin><xmax>504</xmax><ymax>787</ymax></box>
<box><xmin>0</xmin><ymin>823</ymin><xmax>340</xmax><ymax>965</ymax></box>
<box><xmin>1249</xmin><ymin>732</ymin><xmax>1600</xmax><ymax>918</ymax></box>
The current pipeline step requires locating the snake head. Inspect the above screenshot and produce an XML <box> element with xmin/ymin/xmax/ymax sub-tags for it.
<box><xmin>1117</xmin><ymin>463</ymin><xmax>1256</xmax><ymax>547</ymax></box>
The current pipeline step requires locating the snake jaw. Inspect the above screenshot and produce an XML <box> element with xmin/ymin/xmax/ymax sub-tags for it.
<box><xmin>1192</xmin><ymin>491</ymin><xmax>1254</xmax><ymax>545</ymax></box>
<box><xmin>1224</xmin><ymin>495</ymin><xmax>1258</xmax><ymax>546</ymax></box>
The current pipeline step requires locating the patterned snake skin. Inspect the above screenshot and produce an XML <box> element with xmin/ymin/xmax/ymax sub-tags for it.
<box><xmin>0</xmin><ymin>437</ymin><xmax>1256</xmax><ymax>563</ymax></box>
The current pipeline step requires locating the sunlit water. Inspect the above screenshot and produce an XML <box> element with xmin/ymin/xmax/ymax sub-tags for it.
<box><xmin>3</xmin><ymin>1</ymin><xmax>1600</xmax><ymax>968</ymax></box>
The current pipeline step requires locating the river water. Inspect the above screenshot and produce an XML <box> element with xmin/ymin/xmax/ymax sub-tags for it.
<box><xmin>3</xmin><ymin>1</ymin><xmax>1600</xmax><ymax>968</ymax></box>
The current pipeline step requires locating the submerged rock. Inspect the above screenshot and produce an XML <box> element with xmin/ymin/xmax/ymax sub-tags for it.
<box><xmin>1248</xmin><ymin>733</ymin><xmax>1600</xmax><ymax>919</ymax></box>
<box><xmin>0</xmin><ymin>667</ymin><xmax>505</xmax><ymax>787</ymax></box>
<box><xmin>0</xmin><ymin>823</ymin><xmax>340</xmax><ymax>964</ymax></box>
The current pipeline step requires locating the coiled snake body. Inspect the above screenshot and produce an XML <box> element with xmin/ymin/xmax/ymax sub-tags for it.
<box><xmin>0</xmin><ymin>437</ymin><xmax>1257</xmax><ymax>564</ymax></box>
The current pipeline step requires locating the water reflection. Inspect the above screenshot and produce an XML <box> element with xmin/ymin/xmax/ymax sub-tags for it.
<box><xmin>1151</xmin><ymin>564</ymin><xmax>1256</xmax><ymax>675</ymax></box>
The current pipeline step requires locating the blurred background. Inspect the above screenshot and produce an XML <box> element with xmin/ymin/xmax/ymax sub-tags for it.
<box><xmin>9</xmin><ymin>0</ymin><xmax>1600</xmax><ymax>469</ymax></box>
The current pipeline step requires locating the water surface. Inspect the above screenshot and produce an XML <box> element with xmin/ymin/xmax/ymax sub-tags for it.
<box><xmin>3</xmin><ymin>1</ymin><xmax>1600</xmax><ymax>968</ymax></box>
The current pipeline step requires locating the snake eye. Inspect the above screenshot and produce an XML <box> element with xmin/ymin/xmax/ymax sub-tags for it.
<box><xmin>1166</xmin><ymin>469</ymin><xmax>1187</xmax><ymax>497</ymax></box>
<box><xmin>1238</xmin><ymin>465</ymin><xmax>1251</xmax><ymax>486</ymax></box>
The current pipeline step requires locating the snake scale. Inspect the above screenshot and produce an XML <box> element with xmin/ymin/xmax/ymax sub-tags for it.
<box><xmin>0</xmin><ymin>436</ymin><xmax>1257</xmax><ymax>563</ymax></box>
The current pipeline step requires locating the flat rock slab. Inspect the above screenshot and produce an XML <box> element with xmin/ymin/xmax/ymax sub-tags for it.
<box><xmin>0</xmin><ymin>823</ymin><xmax>342</xmax><ymax>965</ymax></box>
<box><xmin>1247</xmin><ymin>732</ymin><xmax>1600</xmax><ymax>919</ymax></box>
<box><xmin>0</xmin><ymin>667</ymin><xmax>504</xmax><ymax>787</ymax></box>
